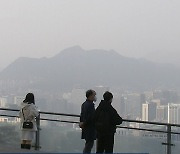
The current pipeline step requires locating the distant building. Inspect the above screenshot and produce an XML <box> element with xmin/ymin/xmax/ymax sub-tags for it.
<box><xmin>120</xmin><ymin>96</ymin><xmax>126</xmax><ymax>117</ymax></box>
<box><xmin>94</xmin><ymin>86</ymin><xmax>110</xmax><ymax>103</ymax></box>
<box><xmin>125</xmin><ymin>93</ymin><xmax>140</xmax><ymax>118</ymax></box>
<box><xmin>153</xmin><ymin>90</ymin><xmax>163</xmax><ymax>100</ymax></box>
<box><xmin>156</xmin><ymin>105</ymin><xmax>168</xmax><ymax>122</ymax></box>
<box><xmin>153</xmin><ymin>90</ymin><xmax>178</xmax><ymax>105</ymax></box>
<box><xmin>168</xmin><ymin>103</ymin><xmax>180</xmax><ymax>124</ymax></box>
<box><xmin>144</xmin><ymin>91</ymin><xmax>153</xmax><ymax>101</ymax></box>
<box><xmin>140</xmin><ymin>94</ymin><xmax>146</xmax><ymax>118</ymax></box>
<box><xmin>150</xmin><ymin>99</ymin><xmax>161</xmax><ymax>106</ymax></box>
<box><xmin>0</xmin><ymin>117</ymin><xmax>20</xmax><ymax>123</ymax></box>
<box><xmin>116</xmin><ymin>128</ymin><xmax>130</xmax><ymax>136</ymax></box>
<box><xmin>0</xmin><ymin>117</ymin><xmax>8</xmax><ymax>122</ymax></box>
<box><xmin>142</xmin><ymin>104</ymin><xmax>148</xmax><ymax>121</ymax></box>
<box><xmin>14</xmin><ymin>96</ymin><xmax>24</xmax><ymax>105</ymax></box>
<box><xmin>142</xmin><ymin>102</ymin><xmax>157</xmax><ymax>121</ymax></box>
<box><xmin>36</xmin><ymin>98</ymin><xmax>49</xmax><ymax>111</ymax></box>
<box><xmin>70</xmin><ymin>88</ymin><xmax>86</xmax><ymax>113</ymax></box>
<box><xmin>7</xmin><ymin>94</ymin><xmax>15</xmax><ymax>104</ymax></box>
<box><xmin>0</xmin><ymin>97</ymin><xmax>8</xmax><ymax>107</ymax></box>
<box><xmin>163</xmin><ymin>90</ymin><xmax>178</xmax><ymax>103</ymax></box>
<box><xmin>70</xmin><ymin>88</ymin><xmax>85</xmax><ymax>104</ymax></box>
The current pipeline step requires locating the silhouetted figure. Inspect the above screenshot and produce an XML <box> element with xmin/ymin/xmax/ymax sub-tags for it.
<box><xmin>95</xmin><ymin>91</ymin><xmax>123</xmax><ymax>153</ymax></box>
<box><xmin>80</xmin><ymin>90</ymin><xmax>97</xmax><ymax>153</ymax></box>
<box><xmin>19</xmin><ymin>93</ymin><xmax>39</xmax><ymax>150</ymax></box>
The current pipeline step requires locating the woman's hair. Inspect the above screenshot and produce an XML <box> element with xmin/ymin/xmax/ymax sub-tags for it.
<box><xmin>23</xmin><ymin>93</ymin><xmax>35</xmax><ymax>104</ymax></box>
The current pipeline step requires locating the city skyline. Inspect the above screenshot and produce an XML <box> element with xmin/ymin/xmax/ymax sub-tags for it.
<box><xmin>1</xmin><ymin>1</ymin><xmax>180</xmax><ymax>153</ymax></box>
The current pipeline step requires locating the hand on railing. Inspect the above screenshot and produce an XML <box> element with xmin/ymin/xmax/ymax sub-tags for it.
<box><xmin>79</xmin><ymin>122</ymin><xmax>84</xmax><ymax>129</ymax></box>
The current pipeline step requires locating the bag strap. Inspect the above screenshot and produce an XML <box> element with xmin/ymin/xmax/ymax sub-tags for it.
<box><xmin>22</xmin><ymin>108</ymin><xmax>26</xmax><ymax>121</ymax></box>
<box><xmin>22</xmin><ymin>106</ymin><xmax>30</xmax><ymax>122</ymax></box>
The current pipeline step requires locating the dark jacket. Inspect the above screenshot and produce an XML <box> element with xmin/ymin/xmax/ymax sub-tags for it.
<box><xmin>80</xmin><ymin>100</ymin><xmax>96</xmax><ymax>141</ymax></box>
<box><xmin>94</xmin><ymin>100</ymin><xmax>123</xmax><ymax>136</ymax></box>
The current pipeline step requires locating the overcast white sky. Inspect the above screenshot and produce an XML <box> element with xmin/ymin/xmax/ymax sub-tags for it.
<box><xmin>0</xmin><ymin>0</ymin><xmax>180</xmax><ymax>69</ymax></box>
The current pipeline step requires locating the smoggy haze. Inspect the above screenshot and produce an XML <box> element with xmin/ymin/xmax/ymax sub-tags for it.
<box><xmin>0</xmin><ymin>0</ymin><xmax>180</xmax><ymax>68</ymax></box>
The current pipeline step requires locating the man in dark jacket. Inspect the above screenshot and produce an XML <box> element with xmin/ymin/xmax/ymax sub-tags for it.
<box><xmin>80</xmin><ymin>90</ymin><xmax>97</xmax><ymax>153</ymax></box>
<box><xmin>94</xmin><ymin>91</ymin><xmax>123</xmax><ymax>153</ymax></box>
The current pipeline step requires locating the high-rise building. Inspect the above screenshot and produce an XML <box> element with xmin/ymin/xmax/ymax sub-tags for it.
<box><xmin>156</xmin><ymin>105</ymin><xmax>168</xmax><ymax>122</ymax></box>
<box><xmin>168</xmin><ymin>103</ymin><xmax>180</xmax><ymax>124</ymax></box>
<box><xmin>142</xmin><ymin>103</ymin><xmax>148</xmax><ymax>121</ymax></box>
<box><xmin>0</xmin><ymin>97</ymin><xmax>7</xmax><ymax>108</ymax></box>
<box><xmin>150</xmin><ymin>99</ymin><xmax>161</xmax><ymax>106</ymax></box>
<box><xmin>142</xmin><ymin>102</ymin><xmax>157</xmax><ymax>121</ymax></box>
<box><xmin>140</xmin><ymin>94</ymin><xmax>146</xmax><ymax>118</ymax></box>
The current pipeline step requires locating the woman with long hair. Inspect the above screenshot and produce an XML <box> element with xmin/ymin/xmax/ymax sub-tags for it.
<box><xmin>19</xmin><ymin>93</ymin><xmax>39</xmax><ymax>150</ymax></box>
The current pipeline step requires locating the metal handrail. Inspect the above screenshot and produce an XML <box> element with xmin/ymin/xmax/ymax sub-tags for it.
<box><xmin>0</xmin><ymin>108</ymin><xmax>80</xmax><ymax>118</ymax></box>
<box><xmin>123</xmin><ymin>119</ymin><xmax>180</xmax><ymax>127</ymax></box>
<box><xmin>1</xmin><ymin>108</ymin><xmax>180</xmax><ymax>127</ymax></box>
<box><xmin>0</xmin><ymin>107</ymin><xmax>180</xmax><ymax>154</ymax></box>
<box><xmin>0</xmin><ymin>113</ymin><xmax>180</xmax><ymax>135</ymax></box>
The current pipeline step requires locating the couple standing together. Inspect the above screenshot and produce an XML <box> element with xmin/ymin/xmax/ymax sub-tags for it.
<box><xmin>80</xmin><ymin>90</ymin><xmax>123</xmax><ymax>153</ymax></box>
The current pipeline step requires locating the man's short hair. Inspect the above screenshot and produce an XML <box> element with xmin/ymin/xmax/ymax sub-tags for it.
<box><xmin>86</xmin><ymin>89</ymin><xmax>95</xmax><ymax>98</ymax></box>
<box><xmin>103</xmin><ymin>91</ymin><xmax>113</xmax><ymax>101</ymax></box>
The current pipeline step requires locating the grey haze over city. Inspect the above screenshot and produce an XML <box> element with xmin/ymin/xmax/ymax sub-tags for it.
<box><xmin>1</xmin><ymin>1</ymin><xmax>180</xmax><ymax>153</ymax></box>
<box><xmin>0</xmin><ymin>0</ymin><xmax>180</xmax><ymax>69</ymax></box>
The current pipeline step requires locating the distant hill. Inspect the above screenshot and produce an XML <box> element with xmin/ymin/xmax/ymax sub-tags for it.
<box><xmin>0</xmin><ymin>46</ymin><xmax>180</xmax><ymax>91</ymax></box>
<box><xmin>145</xmin><ymin>51</ymin><xmax>180</xmax><ymax>67</ymax></box>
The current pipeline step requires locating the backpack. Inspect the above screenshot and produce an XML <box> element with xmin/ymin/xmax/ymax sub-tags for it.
<box><xmin>95</xmin><ymin>109</ymin><xmax>111</xmax><ymax>134</ymax></box>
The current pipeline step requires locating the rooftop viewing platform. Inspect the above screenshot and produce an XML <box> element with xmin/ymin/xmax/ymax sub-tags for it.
<box><xmin>0</xmin><ymin>107</ymin><xmax>180</xmax><ymax>154</ymax></box>
<box><xmin>1</xmin><ymin>0</ymin><xmax>180</xmax><ymax>154</ymax></box>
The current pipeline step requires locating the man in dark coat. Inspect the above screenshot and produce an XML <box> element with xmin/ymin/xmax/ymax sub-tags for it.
<box><xmin>80</xmin><ymin>90</ymin><xmax>97</xmax><ymax>153</ymax></box>
<box><xmin>94</xmin><ymin>91</ymin><xmax>123</xmax><ymax>153</ymax></box>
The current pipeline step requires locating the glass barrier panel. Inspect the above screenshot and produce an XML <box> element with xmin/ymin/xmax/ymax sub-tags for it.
<box><xmin>171</xmin><ymin>127</ymin><xmax>180</xmax><ymax>154</ymax></box>
<box><xmin>40</xmin><ymin>121</ymin><xmax>85</xmax><ymax>153</ymax></box>
<box><xmin>0</xmin><ymin>118</ymin><xmax>21</xmax><ymax>149</ymax></box>
<box><xmin>114</xmin><ymin>128</ymin><xmax>166</xmax><ymax>154</ymax></box>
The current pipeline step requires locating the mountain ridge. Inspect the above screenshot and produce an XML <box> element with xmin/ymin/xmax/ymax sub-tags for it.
<box><xmin>0</xmin><ymin>46</ymin><xmax>180</xmax><ymax>91</ymax></box>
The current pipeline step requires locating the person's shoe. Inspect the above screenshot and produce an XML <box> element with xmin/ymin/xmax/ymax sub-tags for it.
<box><xmin>25</xmin><ymin>144</ymin><xmax>31</xmax><ymax>150</ymax></box>
<box><xmin>21</xmin><ymin>144</ymin><xmax>25</xmax><ymax>149</ymax></box>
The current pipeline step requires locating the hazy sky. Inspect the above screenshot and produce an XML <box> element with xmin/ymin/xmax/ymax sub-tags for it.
<box><xmin>0</xmin><ymin>0</ymin><xmax>180</xmax><ymax>69</ymax></box>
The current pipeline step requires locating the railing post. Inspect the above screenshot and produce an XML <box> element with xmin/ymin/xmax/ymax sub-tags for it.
<box><xmin>35</xmin><ymin>113</ymin><xmax>40</xmax><ymax>151</ymax></box>
<box><xmin>167</xmin><ymin>125</ymin><xmax>171</xmax><ymax>154</ymax></box>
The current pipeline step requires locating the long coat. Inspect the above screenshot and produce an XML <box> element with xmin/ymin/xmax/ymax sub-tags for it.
<box><xmin>80</xmin><ymin>100</ymin><xmax>96</xmax><ymax>141</ymax></box>
<box><xmin>19</xmin><ymin>102</ymin><xmax>39</xmax><ymax>131</ymax></box>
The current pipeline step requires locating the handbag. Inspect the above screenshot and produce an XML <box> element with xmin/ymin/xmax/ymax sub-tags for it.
<box><xmin>22</xmin><ymin>108</ymin><xmax>33</xmax><ymax>129</ymax></box>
